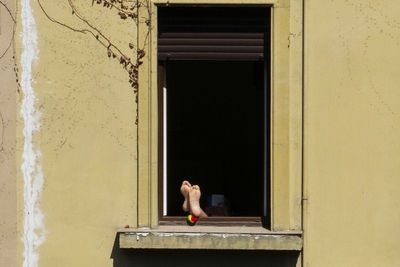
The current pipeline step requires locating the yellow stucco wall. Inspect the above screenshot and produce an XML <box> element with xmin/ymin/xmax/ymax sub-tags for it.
<box><xmin>303</xmin><ymin>0</ymin><xmax>400</xmax><ymax>266</ymax></box>
<box><xmin>1</xmin><ymin>0</ymin><xmax>400</xmax><ymax>266</ymax></box>
<box><xmin>14</xmin><ymin>1</ymin><xmax>138</xmax><ymax>266</ymax></box>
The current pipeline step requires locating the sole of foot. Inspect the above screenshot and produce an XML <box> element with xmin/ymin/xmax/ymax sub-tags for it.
<box><xmin>189</xmin><ymin>185</ymin><xmax>202</xmax><ymax>217</ymax></box>
<box><xmin>180</xmin><ymin>180</ymin><xmax>191</xmax><ymax>212</ymax></box>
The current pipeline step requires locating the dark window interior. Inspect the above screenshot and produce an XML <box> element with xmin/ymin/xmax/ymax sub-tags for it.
<box><xmin>158</xmin><ymin>6</ymin><xmax>271</xmax><ymax>220</ymax></box>
<box><xmin>166</xmin><ymin>60</ymin><xmax>266</xmax><ymax>216</ymax></box>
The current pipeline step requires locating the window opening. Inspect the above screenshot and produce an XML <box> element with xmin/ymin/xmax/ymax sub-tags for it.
<box><xmin>158</xmin><ymin>6</ymin><xmax>271</xmax><ymax>225</ymax></box>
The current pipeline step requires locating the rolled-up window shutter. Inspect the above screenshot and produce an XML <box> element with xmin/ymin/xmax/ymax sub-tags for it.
<box><xmin>158</xmin><ymin>7</ymin><xmax>269</xmax><ymax>61</ymax></box>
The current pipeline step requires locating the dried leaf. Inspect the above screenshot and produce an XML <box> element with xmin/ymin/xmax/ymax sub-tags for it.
<box><xmin>119</xmin><ymin>11</ymin><xmax>127</xmax><ymax>19</ymax></box>
<box><xmin>128</xmin><ymin>13</ymin><xmax>137</xmax><ymax>18</ymax></box>
<box><xmin>137</xmin><ymin>49</ymin><xmax>145</xmax><ymax>59</ymax></box>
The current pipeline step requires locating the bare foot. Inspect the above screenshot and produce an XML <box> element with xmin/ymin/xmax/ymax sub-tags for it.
<box><xmin>180</xmin><ymin>180</ymin><xmax>191</xmax><ymax>212</ymax></box>
<box><xmin>189</xmin><ymin>185</ymin><xmax>202</xmax><ymax>217</ymax></box>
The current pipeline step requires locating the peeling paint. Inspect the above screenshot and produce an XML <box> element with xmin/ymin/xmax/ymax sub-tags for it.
<box><xmin>20</xmin><ymin>0</ymin><xmax>46</xmax><ymax>266</ymax></box>
<box><xmin>136</xmin><ymin>232</ymin><xmax>149</xmax><ymax>237</ymax></box>
<box><xmin>127</xmin><ymin>232</ymin><xmax>289</xmax><ymax>239</ymax></box>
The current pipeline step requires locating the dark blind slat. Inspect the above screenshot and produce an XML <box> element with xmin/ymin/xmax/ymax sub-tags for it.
<box><xmin>158</xmin><ymin>7</ymin><xmax>268</xmax><ymax>61</ymax></box>
<box><xmin>159</xmin><ymin>45</ymin><xmax>264</xmax><ymax>53</ymax></box>
<box><xmin>158</xmin><ymin>38</ymin><xmax>264</xmax><ymax>46</ymax></box>
<box><xmin>159</xmin><ymin>32</ymin><xmax>265</xmax><ymax>39</ymax></box>
<box><xmin>158</xmin><ymin>52</ymin><xmax>264</xmax><ymax>61</ymax></box>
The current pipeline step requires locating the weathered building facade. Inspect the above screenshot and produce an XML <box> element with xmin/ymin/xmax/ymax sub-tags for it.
<box><xmin>1</xmin><ymin>0</ymin><xmax>400</xmax><ymax>266</ymax></box>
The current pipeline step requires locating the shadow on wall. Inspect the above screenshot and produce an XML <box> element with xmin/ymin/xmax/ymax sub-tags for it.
<box><xmin>110</xmin><ymin>234</ymin><xmax>299</xmax><ymax>267</ymax></box>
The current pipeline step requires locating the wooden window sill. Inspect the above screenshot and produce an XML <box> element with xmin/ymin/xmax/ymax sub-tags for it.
<box><xmin>118</xmin><ymin>226</ymin><xmax>302</xmax><ymax>251</ymax></box>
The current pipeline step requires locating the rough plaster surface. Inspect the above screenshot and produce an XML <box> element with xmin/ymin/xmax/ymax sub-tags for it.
<box><xmin>28</xmin><ymin>1</ymin><xmax>138</xmax><ymax>266</ymax></box>
<box><xmin>303</xmin><ymin>0</ymin><xmax>400</xmax><ymax>266</ymax></box>
<box><xmin>0</xmin><ymin>0</ymin><xmax>17</xmax><ymax>266</ymax></box>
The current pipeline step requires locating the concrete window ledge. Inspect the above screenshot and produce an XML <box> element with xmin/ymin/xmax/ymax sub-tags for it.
<box><xmin>118</xmin><ymin>226</ymin><xmax>302</xmax><ymax>251</ymax></box>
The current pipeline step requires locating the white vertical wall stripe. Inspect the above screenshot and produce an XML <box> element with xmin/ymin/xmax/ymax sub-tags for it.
<box><xmin>20</xmin><ymin>0</ymin><xmax>46</xmax><ymax>266</ymax></box>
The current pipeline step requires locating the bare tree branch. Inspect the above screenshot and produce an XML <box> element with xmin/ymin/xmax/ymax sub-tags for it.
<box><xmin>34</xmin><ymin>0</ymin><xmax>151</xmax><ymax>125</ymax></box>
<box><xmin>0</xmin><ymin>111</ymin><xmax>4</xmax><ymax>152</ymax></box>
<box><xmin>0</xmin><ymin>34</ymin><xmax>14</xmax><ymax>60</ymax></box>
<box><xmin>0</xmin><ymin>0</ymin><xmax>16</xmax><ymax>23</ymax></box>
<box><xmin>0</xmin><ymin>0</ymin><xmax>16</xmax><ymax>60</ymax></box>
<box><xmin>67</xmin><ymin>0</ymin><xmax>132</xmax><ymax>61</ymax></box>
<box><xmin>37</xmin><ymin>0</ymin><xmax>94</xmax><ymax>35</ymax></box>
